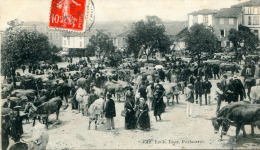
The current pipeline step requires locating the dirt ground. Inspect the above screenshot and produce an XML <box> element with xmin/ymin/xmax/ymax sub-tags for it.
<box><xmin>10</xmin><ymin>79</ymin><xmax>259</xmax><ymax>149</ymax></box>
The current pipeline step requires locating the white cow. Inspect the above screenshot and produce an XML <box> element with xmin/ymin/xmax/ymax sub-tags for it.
<box><xmin>250</xmin><ymin>86</ymin><xmax>260</xmax><ymax>104</ymax></box>
<box><xmin>88</xmin><ymin>98</ymin><xmax>105</xmax><ymax>130</ymax></box>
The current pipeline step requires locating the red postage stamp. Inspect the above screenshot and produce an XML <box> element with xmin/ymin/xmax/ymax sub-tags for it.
<box><xmin>49</xmin><ymin>0</ymin><xmax>93</xmax><ymax>32</ymax></box>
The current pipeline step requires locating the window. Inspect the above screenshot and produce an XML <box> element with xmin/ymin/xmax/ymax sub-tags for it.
<box><xmin>248</xmin><ymin>16</ymin><xmax>252</xmax><ymax>25</ymax></box>
<box><xmin>56</xmin><ymin>33</ymin><xmax>59</xmax><ymax>39</ymax></box>
<box><xmin>220</xmin><ymin>29</ymin><xmax>225</xmax><ymax>38</ymax></box>
<box><xmin>254</xmin><ymin>30</ymin><xmax>259</xmax><ymax>39</ymax></box>
<box><xmin>220</xmin><ymin>18</ymin><xmax>224</xmax><ymax>25</ymax></box>
<box><xmin>80</xmin><ymin>41</ymin><xmax>82</xmax><ymax>47</ymax></box>
<box><xmin>64</xmin><ymin>40</ymin><xmax>66</xmax><ymax>46</ymax></box>
<box><xmin>226</xmin><ymin>41</ymin><xmax>230</xmax><ymax>47</ymax></box>
<box><xmin>203</xmin><ymin>15</ymin><xmax>208</xmax><ymax>23</ymax></box>
<box><xmin>245</xmin><ymin>7</ymin><xmax>249</xmax><ymax>14</ymax></box>
<box><xmin>253</xmin><ymin>16</ymin><xmax>259</xmax><ymax>25</ymax></box>
<box><xmin>68</xmin><ymin>40</ymin><xmax>70</xmax><ymax>46</ymax></box>
<box><xmin>229</xmin><ymin>18</ymin><xmax>234</xmax><ymax>25</ymax></box>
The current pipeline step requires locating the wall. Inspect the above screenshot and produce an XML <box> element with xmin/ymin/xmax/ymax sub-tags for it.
<box><xmin>213</xmin><ymin>17</ymin><xmax>239</xmax><ymax>47</ymax></box>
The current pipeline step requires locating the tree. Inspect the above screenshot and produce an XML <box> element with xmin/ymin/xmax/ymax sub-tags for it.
<box><xmin>88</xmin><ymin>31</ymin><xmax>116</xmax><ymax>65</ymax></box>
<box><xmin>228</xmin><ymin>25</ymin><xmax>259</xmax><ymax>53</ymax></box>
<box><xmin>1</xmin><ymin>19</ymin><xmax>55</xmax><ymax>87</ymax></box>
<box><xmin>107</xmin><ymin>51</ymin><xmax>123</xmax><ymax>67</ymax></box>
<box><xmin>126</xmin><ymin>16</ymin><xmax>172</xmax><ymax>60</ymax></box>
<box><xmin>185</xmin><ymin>24</ymin><xmax>218</xmax><ymax>66</ymax></box>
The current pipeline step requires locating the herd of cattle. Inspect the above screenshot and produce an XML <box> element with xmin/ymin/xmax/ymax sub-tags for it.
<box><xmin>1</xmin><ymin>55</ymin><xmax>260</xmax><ymax>148</ymax></box>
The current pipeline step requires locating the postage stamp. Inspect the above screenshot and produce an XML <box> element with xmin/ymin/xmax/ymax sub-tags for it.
<box><xmin>49</xmin><ymin>0</ymin><xmax>94</xmax><ymax>32</ymax></box>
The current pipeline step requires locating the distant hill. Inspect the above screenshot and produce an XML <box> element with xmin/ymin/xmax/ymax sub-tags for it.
<box><xmin>21</xmin><ymin>20</ymin><xmax>188</xmax><ymax>37</ymax></box>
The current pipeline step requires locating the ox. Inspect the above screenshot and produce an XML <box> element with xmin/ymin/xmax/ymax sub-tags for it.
<box><xmin>211</xmin><ymin>102</ymin><xmax>260</xmax><ymax>141</ymax></box>
<box><xmin>88</xmin><ymin>98</ymin><xmax>105</xmax><ymax>130</ymax></box>
<box><xmin>104</xmin><ymin>80</ymin><xmax>129</xmax><ymax>102</ymax></box>
<box><xmin>27</xmin><ymin>97</ymin><xmax>63</xmax><ymax>128</ymax></box>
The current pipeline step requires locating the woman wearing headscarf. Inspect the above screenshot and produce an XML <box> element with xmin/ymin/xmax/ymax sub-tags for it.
<box><xmin>124</xmin><ymin>92</ymin><xmax>136</xmax><ymax>130</ymax></box>
<box><xmin>136</xmin><ymin>98</ymin><xmax>150</xmax><ymax>131</ymax></box>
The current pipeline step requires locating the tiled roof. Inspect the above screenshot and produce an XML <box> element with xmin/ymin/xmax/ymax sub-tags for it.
<box><xmin>164</xmin><ymin>21</ymin><xmax>188</xmax><ymax>36</ymax></box>
<box><xmin>232</xmin><ymin>0</ymin><xmax>260</xmax><ymax>7</ymax></box>
<box><xmin>214</xmin><ymin>7</ymin><xmax>242</xmax><ymax>18</ymax></box>
<box><xmin>189</xmin><ymin>9</ymin><xmax>219</xmax><ymax>15</ymax></box>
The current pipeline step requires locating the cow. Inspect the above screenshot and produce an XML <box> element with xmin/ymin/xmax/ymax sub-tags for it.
<box><xmin>27</xmin><ymin>97</ymin><xmax>63</xmax><ymax>128</ymax></box>
<box><xmin>250</xmin><ymin>86</ymin><xmax>260</xmax><ymax>104</ymax></box>
<box><xmin>88</xmin><ymin>98</ymin><xmax>105</xmax><ymax>130</ymax></box>
<box><xmin>211</xmin><ymin>102</ymin><xmax>260</xmax><ymax>141</ymax></box>
<box><xmin>104</xmin><ymin>80</ymin><xmax>129</xmax><ymax>101</ymax></box>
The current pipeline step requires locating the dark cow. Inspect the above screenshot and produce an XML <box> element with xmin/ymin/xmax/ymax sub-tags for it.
<box><xmin>27</xmin><ymin>97</ymin><xmax>62</xmax><ymax>128</ymax></box>
<box><xmin>212</xmin><ymin>102</ymin><xmax>260</xmax><ymax>141</ymax></box>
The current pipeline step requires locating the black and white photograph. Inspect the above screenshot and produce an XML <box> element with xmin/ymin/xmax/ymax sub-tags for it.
<box><xmin>1</xmin><ymin>0</ymin><xmax>260</xmax><ymax>149</ymax></box>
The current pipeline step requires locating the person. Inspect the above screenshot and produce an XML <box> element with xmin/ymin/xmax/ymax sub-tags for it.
<box><xmin>184</xmin><ymin>84</ymin><xmax>194</xmax><ymax>117</ymax></box>
<box><xmin>146</xmin><ymin>81</ymin><xmax>154</xmax><ymax>110</ymax></box>
<box><xmin>10</xmin><ymin>106</ymin><xmax>23</xmax><ymax>141</ymax></box>
<box><xmin>212</xmin><ymin>64</ymin><xmax>220</xmax><ymax>79</ymax></box>
<box><xmin>2</xmin><ymin>115</ymin><xmax>11</xmax><ymax>150</ymax></box>
<box><xmin>194</xmin><ymin>76</ymin><xmax>203</xmax><ymax>106</ymax></box>
<box><xmin>188</xmin><ymin>74</ymin><xmax>196</xmax><ymax>86</ymax></box>
<box><xmin>215</xmin><ymin>82</ymin><xmax>224</xmax><ymax>113</ymax></box>
<box><xmin>225</xmin><ymin>78</ymin><xmax>235</xmax><ymax>104</ymax></box>
<box><xmin>203</xmin><ymin>78</ymin><xmax>212</xmax><ymax>105</ymax></box>
<box><xmin>3</xmin><ymin>96</ymin><xmax>17</xmax><ymax>110</ymax></box>
<box><xmin>136</xmin><ymin>98</ymin><xmax>150</xmax><ymax>131</ymax></box>
<box><xmin>232</xmin><ymin>75</ymin><xmax>245</xmax><ymax>102</ymax></box>
<box><xmin>153</xmin><ymin>83</ymin><xmax>165</xmax><ymax>121</ymax></box>
<box><xmin>138</xmin><ymin>81</ymin><xmax>147</xmax><ymax>101</ymax></box>
<box><xmin>125</xmin><ymin>86</ymin><xmax>135</xmax><ymax>106</ymax></box>
<box><xmin>104</xmin><ymin>93</ymin><xmax>116</xmax><ymax>130</ymax></box>
<box><xmin>158</xmin><ymin>68</ymin><xmax>165</xmax><ymax>82</ymax></box>
<box><xmin>124</xmin><ymin>96</ymin><xmax>136</xmax><ymax>130</ymax></box>
<box><xmin>62</xmin><ymin>79</ymin><xmax>70</xmax><ymax>109</ymax></box>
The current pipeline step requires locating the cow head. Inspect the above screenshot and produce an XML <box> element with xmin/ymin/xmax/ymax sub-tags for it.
<box><xmin>211</xmin><ymin>117</ymin><xmax>223</xmax><ymax>134</ymax></box>
<box><xmin>221</xmin><ymin>118</ymin><xmax>231</xmax><ymax>135</ymax></box>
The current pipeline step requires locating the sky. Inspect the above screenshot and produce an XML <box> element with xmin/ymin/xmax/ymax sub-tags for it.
<box><xmin>0</xmin><ymin>0</ymin><xmax>249</xmax><ymax>30</ymax></box>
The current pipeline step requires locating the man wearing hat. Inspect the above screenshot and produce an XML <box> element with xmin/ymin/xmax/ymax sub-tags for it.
<box><xmin>232</xmin><ymin>75</ymin><xmax>245</xmax><ymax>102</ymax></box>
<box><xmin>104</xmin><ymin>93</ymin><xmax>116</xmax><ymax>130</ymax></box>
<box><xmin>3</xmin><ymin>96</ymin><xmax>17</xmax><ymax>110</ymax></box>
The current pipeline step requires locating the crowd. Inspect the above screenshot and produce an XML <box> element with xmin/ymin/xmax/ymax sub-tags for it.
<box><xmin>2</xmin><ymin>55</ymin><xmax>260</xmax><ymax>149</ymax></box>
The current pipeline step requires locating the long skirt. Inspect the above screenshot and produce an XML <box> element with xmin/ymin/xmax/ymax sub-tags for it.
<box><xmin>125</xmin><ymin>110</ymin><xmax>136</xmax><ymax>129</ymax></box>
<box><xmin>137</xmin><ymin>111</ymin><xmax>150</xmax><ymax>130</ymax></box>
<box><xmin>153</xmin><ymin>99</ymin><xmax>165</xmax><ymax>116</ymax></box>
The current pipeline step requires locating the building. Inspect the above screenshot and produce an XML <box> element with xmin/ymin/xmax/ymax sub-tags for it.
<box><xmin>188</xmin><ymin>9</ymin><xmax>219</xmax><ymax>29</ymax></box>
<box><xmin>62</xmin><ymin>32</ymin><xmax>92</xmax><ymax>51</ymax></box>
<box><xmin>232</xmin><ymin>0</ymin><xmax>260</xmax><ymax>39</ymax></box>
<box><xmin>112</xmin><ymin>31</ymin><xmax>129</xmax><ymax>51</ymax></box>
<box><xmin>213</xmin><ymin>7</ymin><xmax>242</xmax><ymax>47</ymax></box>
<box><xmin>21</xmin><ymin>22</ymin><xmax>63</xmax><ymax>47</ymax></box>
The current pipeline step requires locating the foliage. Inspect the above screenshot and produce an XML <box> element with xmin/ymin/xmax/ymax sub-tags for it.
<box><xmin>88</xmin><ymin>31</ymin><xmax>116</xmax><ymax>58</ymax></box>
<box><xmin>1</xmin><ymin>19</ymin><xmax>60</xmax><ymax>76</ymax></box>
<box><xmin>185</xmin><ymin>24</ymin><xmax>218</xmax><ymax>65</ymax></box>
<box><xmin>126</xmin><ymin>16</ymin><xmax>172</xmax><ymax>60</ymax></box>
<box><xmin>107</xmin><ymin>51</ymin><xmax>123</xmax><ymax>67</ymax></box>
<box><xmin>228</xmin><ymin>25</ymin><xmax>259</xmax><ymax>52</ymax></box>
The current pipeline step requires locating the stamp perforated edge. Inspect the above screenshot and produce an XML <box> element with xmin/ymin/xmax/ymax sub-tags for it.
<box><xmin>48</xmin><ymin>0</ymin><xmax>95</xmax><ymax>33</ymax></box>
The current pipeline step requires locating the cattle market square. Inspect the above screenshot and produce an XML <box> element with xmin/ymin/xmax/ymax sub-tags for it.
<box><xmin>1</xmin><ymin>0</ymin><xmax>260</xmax><ymax>149</ymax></box>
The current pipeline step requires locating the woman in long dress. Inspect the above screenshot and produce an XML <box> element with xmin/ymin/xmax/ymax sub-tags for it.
<box><xmin>124</xmin><ymin>98</ymin><xmax>136</xmax><ymax>129</ymax></box>
<box><xmin>136</xmin><ymin>98</ymin><xmax>150</xmax><ymax>131</ymax></box>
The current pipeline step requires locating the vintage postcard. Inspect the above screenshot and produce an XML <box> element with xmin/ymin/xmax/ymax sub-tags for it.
<box><xmin>1</xmin><ymin>0</ymin><xmax>260</xmax><ymax>149</ymax></box>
